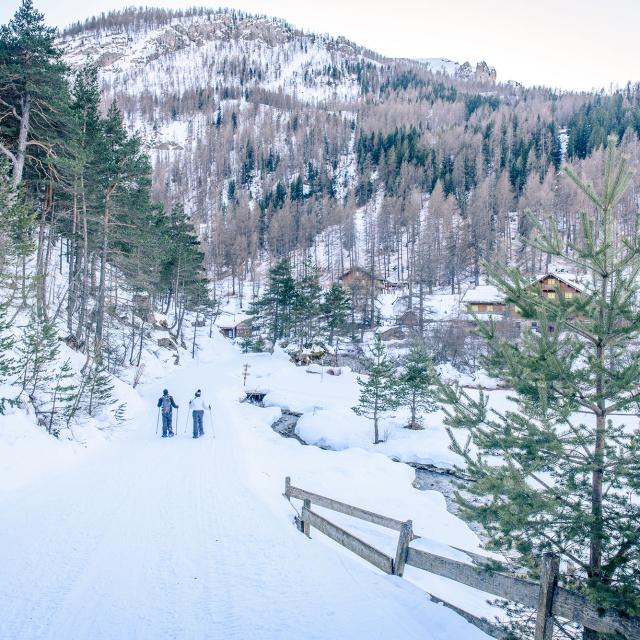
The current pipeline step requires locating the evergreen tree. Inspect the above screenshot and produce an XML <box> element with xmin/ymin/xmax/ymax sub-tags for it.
<box><xmin>17</xmin><ymin>314</ymin><xmax>59</xmax><ymax>418</ymax></box>
<box><xmin>0</xmin><ymin>0</ymin><xmax>70</xmax><ymax>187</ymax></box>
<box><xmin>352</xmin><ymin>333</ymin><xmax>398</xmax><ymax>444</ymax></box>
<box><xmin>441</xmin><ymin>138</ymin><xmax>640</xmax><ymax>636</ymax></box>
<box><xmin>0</xmin><ymin>302</ymin><xmax>16</xmax><ymax>414</ymax></box>
<box><xmin>82</xmin><ymin>361</ymin><xmax>118</xmax><ymax>418</ymax></box>
<box><xmin>249</xmin><ymin>258</ymin><xmax>296</xmax><ymax>347</ymax></box>
<box><xmin>292</xmin><ymin>261</ymin><xmax>321</xmax><ymax>346</ymax></box>
<box><xmin>321</xmin><ymin>283</ymin><xmax>350</xmax><ymax>346</ymax></box>
<box><xmin>43</xmin><ymin>359</ymin><xmax>76</xmax><ymax>436</ymax></box>
<box><xmin>398</xmin><ymin>341</ymin><xmax>437</xmax><ymax>429</ymax></box>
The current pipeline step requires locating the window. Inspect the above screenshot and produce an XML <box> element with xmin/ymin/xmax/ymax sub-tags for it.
<box><xmin>565</xmin><ymin>291</ymin><xmax>574</xmax><ymax>299</ymax></box>
<box><xmin>486</xmin><ymin>304</ymin><xmax>494</xmax><ymax>312</ymax></box>
<box><xmin>546</xmin><ymin>277</ymin><xmax>557</xmax><ymax>284</ymax></box>
<box><xmin>546</xmin><ymin>291</ymin><xmax>557</xmax><ymax>299</ymax></box>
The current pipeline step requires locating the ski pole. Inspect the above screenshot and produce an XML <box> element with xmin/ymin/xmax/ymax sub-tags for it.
<box><xmin>155</xmin><ymin>408</ymin><xmax>160</xmax><ymax>435</ymax></box>
<box><xmin>184</xmin><ymin>407</ymin><xmax>190</xmax><ymax>435</ymax></box>
<box><xmin>175</xmin><ymin>407</ymin><xmax>179</xmax><ymax>437</ymax></box>
<box><xmin>209</xmin><ymin>406</ymin><xmax>215</xmax><ymax>439</ymax></box>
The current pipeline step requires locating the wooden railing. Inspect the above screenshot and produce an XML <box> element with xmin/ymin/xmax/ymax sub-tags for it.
<box><xmin>284</xmin><ymin>477</ymin><xmax>640</xmax><ymax>640</ymax></box>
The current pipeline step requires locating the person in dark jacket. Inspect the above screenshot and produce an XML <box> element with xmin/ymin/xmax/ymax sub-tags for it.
<box><xmin>157</xmin><ymin>389</ymin><xmax>178</xmax><ymax>437</ymax></box>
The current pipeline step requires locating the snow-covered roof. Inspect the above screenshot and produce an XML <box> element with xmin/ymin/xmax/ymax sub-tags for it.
<box><xmin>538</xmin><ymin>272</ymin><xmax>585</xmax><ymax>293</ymax></box>
<box><xmin>461</xmin><ymin>285</ymin><xmax>505</xmax><ymax>305</ymax></box>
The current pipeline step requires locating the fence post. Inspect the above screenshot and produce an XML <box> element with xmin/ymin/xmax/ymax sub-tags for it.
<box><xmin>393</xmin><ymin>520</ymin><xmax>413</xmax><ymax>577</ymax></box>
<box><xmin>534</xmin><ymin>553</ymin><xmax>560</xmax><ymax>640</ymax></box>
<box><xmin>302</xmin><ymin>499</ymin><xmax>311</xmax><ymax>537</ymax></box>
<box><xmin>284</xmin><ymin>476</ymin><xmax>291</xmax><ymax>500</ymax></box>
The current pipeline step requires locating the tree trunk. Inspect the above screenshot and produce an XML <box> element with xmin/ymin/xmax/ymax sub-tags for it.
<box><xmin>12</xmin><ymin>93</ymin><xmax>31</xmax><ymax>188</ymax></box>
<box><xmin>95</xmin><ymin>191</ymin><xmax>113</xmax><ymax>362</ymax></box>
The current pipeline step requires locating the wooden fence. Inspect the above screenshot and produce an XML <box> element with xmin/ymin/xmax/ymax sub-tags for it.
<box><xmin>284</xmin><ymin>477</ymin><xmax>640</xmax><ymax>640</ymax></box>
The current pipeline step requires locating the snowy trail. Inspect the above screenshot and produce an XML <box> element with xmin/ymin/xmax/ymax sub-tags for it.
<box><xmin>0</xmin><ymin>337</ymin><xmax>490</xmax><ymax>640</ymax></box>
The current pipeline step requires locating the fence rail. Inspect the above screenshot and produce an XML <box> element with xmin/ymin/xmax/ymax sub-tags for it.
<box><xmin>284</xmin><ymin>477</ymin><xmax>640</xmax><ymax>640</ymax></box>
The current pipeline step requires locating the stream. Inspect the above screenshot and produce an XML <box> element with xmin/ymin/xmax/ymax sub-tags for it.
<box><xmin>244</xmin><ymin>391</ymin><xmax>481</xmax><ymax>533</ymax></box>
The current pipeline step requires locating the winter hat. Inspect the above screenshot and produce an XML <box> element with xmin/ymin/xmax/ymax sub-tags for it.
<box><xmin>163</xmin><ymin>389</ymin><xmax>168</xmax><ymax>395</ymax></box>
<box><xmin>195</xmin><ymin>389</ymin><xmax>201</xmax><ymax>396</ymax></box>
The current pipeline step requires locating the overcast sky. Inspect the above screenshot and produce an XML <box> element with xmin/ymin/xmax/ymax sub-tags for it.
<box><xmin>2</xmin><ymin>0</ymin><xmax>638</xmax><ymax>91</ymax></box>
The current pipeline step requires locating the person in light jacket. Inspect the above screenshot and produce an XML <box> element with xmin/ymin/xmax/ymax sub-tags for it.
<box><xmin>188</xmin><ymin>389</ymin><xmax>210</xmax><ymax>439</ymax></box>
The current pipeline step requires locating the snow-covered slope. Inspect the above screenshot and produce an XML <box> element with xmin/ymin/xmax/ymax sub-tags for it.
<box><xmin>61</xmin><ymin>9</ymin><xmax>381</xmax><ymax>105</ymax></box>
<box><xmin>0</xmin><ymin>329</ymin><xmax>491</xmax><ymax>639</ymax></box>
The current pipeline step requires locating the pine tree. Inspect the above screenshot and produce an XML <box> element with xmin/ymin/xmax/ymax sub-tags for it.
<box><xmin>0</xmin><ymin>0</ymin><xmax>70</xmax><ymax>187</ymax></box>
<box><xmin>44</xmin><ymin>359</ymin><xmax>76</xmax><ymax>436</ymax></box>
<box><xmin>0</xmin><ymin>302</ymin><xmax>16</xmax><ymax>414</ymax></box>
<box><xmin>249</xmin><ymin>258</ymin><xmax>296</xmax><ymax>347</ymax></box>
<box><xmin>352</xmin><ymin>333</ymin><xmax>398</xmax><ymax>444</ymax></box>
<box><xmin>398</xmin><ymin>341</ymin><xmax>437</xmax><ymax>429</ymax></box>
<box><xmin>321</xmin><ymin>282</ymin><xmax>350</xmax><ymax>346</ymax></box>
<box><xmin>82</xmin><ymin>361</ymin><xmax>117</xmax><ymax>417</ymax></box>
<box><xmin>292</xmin><ymin>260</ymin><xmax>321</xmax><ymax>347</ymax></box>
<box><xmin>441</xmin><ymin>138</ymin><xmax>640</xmax><ymax>635</ymax></box>
<box><xmin>17</xmin><ymin>314</ymin><xmax>60</xmax><ymax>419</ymax></box>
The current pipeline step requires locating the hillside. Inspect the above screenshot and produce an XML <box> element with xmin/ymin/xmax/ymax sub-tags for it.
<box><xmin>59</xmin><ymin>7</ymin><xmax>640</xmax><ymax>309</ymax></box>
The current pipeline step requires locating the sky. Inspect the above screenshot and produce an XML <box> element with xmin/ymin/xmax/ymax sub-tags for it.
<box><xmin>1</xmin><ymin>0</ymin><xmax>638</xmax><ymax>91</ymax></box>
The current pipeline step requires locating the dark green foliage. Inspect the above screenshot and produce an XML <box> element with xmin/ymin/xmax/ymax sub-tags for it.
<box><xmin>0</xmin><ymin>0</ymin><xmax>71</xmax><ymax>186</ymax></box>
<box><xmin>352</xmin><ymin>333</ymin><xmax>399</xmax><ymax>444</ymax></box>
<box><xmin>321</xmin><ymin>283</ymin><xmax>350</xmax><ymax>345</ymax></box>
<box><xmin>292</xmin><ymin>261</ymin><xmax>321</xmax><ymax>346</ymax></box>
<box><xmin>44</xmin><ymin>359</ymin><xmax>76</xmax><ymax>435</ymax></box>
<box><xmin>0</xmin><ymin>302</ymin><xmax>16</xmax><ymax>414</ymax></box>
<box><xmin>249</xmin><ymin>258</ymin><xmax>297</xmax><ymax>346</ymax></box>
<box><xmin>397</xmin><ymin>341</ymin><xmax>437</xmax><ymax>429</ymax></box>
<box><xmin>567</xmin><ymin>90</ymin><xmax>640</xmax><ymax>159</ymax></box>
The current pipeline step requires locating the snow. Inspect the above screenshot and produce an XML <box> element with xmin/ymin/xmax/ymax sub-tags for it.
<box><xmin>415</xmin><ymin>58</ymin><xmax>459</xmax><ymax>77</ymax></box>
<box><xmin>461</xmin><ymin>285</ymin><xmax>505</xmax><ymax>305</ymax></box>
<box><xmin>0</xmin><ymin>329</ymin><xmax>492</xmax><ymax>640</ymax></box>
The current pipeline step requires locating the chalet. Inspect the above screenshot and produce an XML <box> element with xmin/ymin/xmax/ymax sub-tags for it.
<box><xmin>462</xmin><ymin>273</ymin><xmax>584</xmax><ymax>317</ymax></box>
<box><xmin>461</xmin><ymin>285</ymin><xmax>508</xmax><ymax>315</ymax></box>
<box><xmin>536</xmin><ymin>272</ymin><xmax>584</xmax><ymax>300</ymax></box>
<box><xmin>219</xmin><ymin>318</ymin><xmax>253</xmax><ymax>339</ymax></box>
<box><xmin>338</xmin><ymin>267</ymin><xmax>397</xmax><ymax>294</ymax></box>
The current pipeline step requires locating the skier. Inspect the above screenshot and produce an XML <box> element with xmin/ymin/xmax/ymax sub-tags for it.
<box><xmin>188</xmin><ymin>389</ymin><xmax>210</xmax><ymax>439</ymax></box>
<box><xmin>157</xmin><ymin>389</ymin><xmax>179</xmax><ymax>437</ymax></box>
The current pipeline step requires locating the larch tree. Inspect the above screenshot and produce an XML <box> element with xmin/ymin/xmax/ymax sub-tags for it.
<box><xmin>352</xmin><ymin>333</ymin><xmax>398</xmax><ymax>444</ymax></box>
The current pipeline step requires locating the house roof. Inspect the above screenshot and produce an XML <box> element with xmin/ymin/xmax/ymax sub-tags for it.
<box><xmin>537</xmin><ymin>272</ymin><xmax>585</xmax><ymax>293</ymax></box>
<box><xmin>217</xmin><ymin>316</ymin><xmax>252</xmax><ymax>329</ymax></box>
<box><xmin>461</xmin><ymin>285</ymin><xmax>506</xmax><ymax>305</ymax></box>
<box><xmin>339</xmin><ymin>267</ymin><xmax>393</xmax><ymax>284</ymax></box>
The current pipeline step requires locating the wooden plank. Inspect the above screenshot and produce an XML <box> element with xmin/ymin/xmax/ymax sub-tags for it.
<box><xmin>302</xmin><ymin>498</ymin><xmax>311</xmax><ymax>537</ymax></box>
<box><xmin>429</xmin><ymin>594</ymin><xmax>515</xmax><ymax>640</ymax></box>
<box><xmin>552</xmin><ymin>586</ymin><xmax>640</xmax><ymax>638</ymax></box>
<box><xmin>407</xmin><ymin>547</ymin><xmax>640</xmax><ymax>637</ymax></box>
<box><xmin>534</xmin><ymin>553</ymin><xmax>559</xmax><ymax>640</ymax></box>
<box><xmin>405</xmin><ymin>547</ymin><xmax>540</xmax><ymax>609</ymax></box>
<box><xmin>393</xmin><ymin>520</ymin><xmax>413</xmax><ymax>577</ymax></box>
<box><xmin>288</xmin><ymin>484</ymin><xmax>408</xmax><ymax>532</ymax></box>
<box><xmin>304</xmin><ymin>507</ymin><xmax>394</xmax><ymax>575</ymax></box>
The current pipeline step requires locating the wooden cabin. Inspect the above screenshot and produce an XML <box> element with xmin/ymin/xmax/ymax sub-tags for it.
<box><xmin>536</xmin><ymin>273</ymin><xmax>584</xmax><ymax>300</ymax></box>
<box><xmin>462</xmin><ymin>285</ymin><xmax>508</xmax><ymax>315</ymax></box>
<box><xmin>338</xmin><ymin>267</ymin><xmax>396</xmax><ymax>294</ymax></box>
<box><xmin>219</xmin><ymin>318</ymin><xmax>253</xmax><ymax>339</ymax></box>
<box><xmin>463</xmin><ymin>274</ymin><xmax>584</xmax><ymax>317</ymax></box>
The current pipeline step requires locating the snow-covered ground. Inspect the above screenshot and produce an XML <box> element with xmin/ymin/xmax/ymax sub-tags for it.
<box><xmin>0</xmin><ymin>329</ymin><xmax>492</xmax><ymax>640</ymax></box>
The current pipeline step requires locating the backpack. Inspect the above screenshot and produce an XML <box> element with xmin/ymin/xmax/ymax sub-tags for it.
<box><xmin>161</xmin><ymin>396</ymin><xmax>172</xmax><ymax>414</ymax></box>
